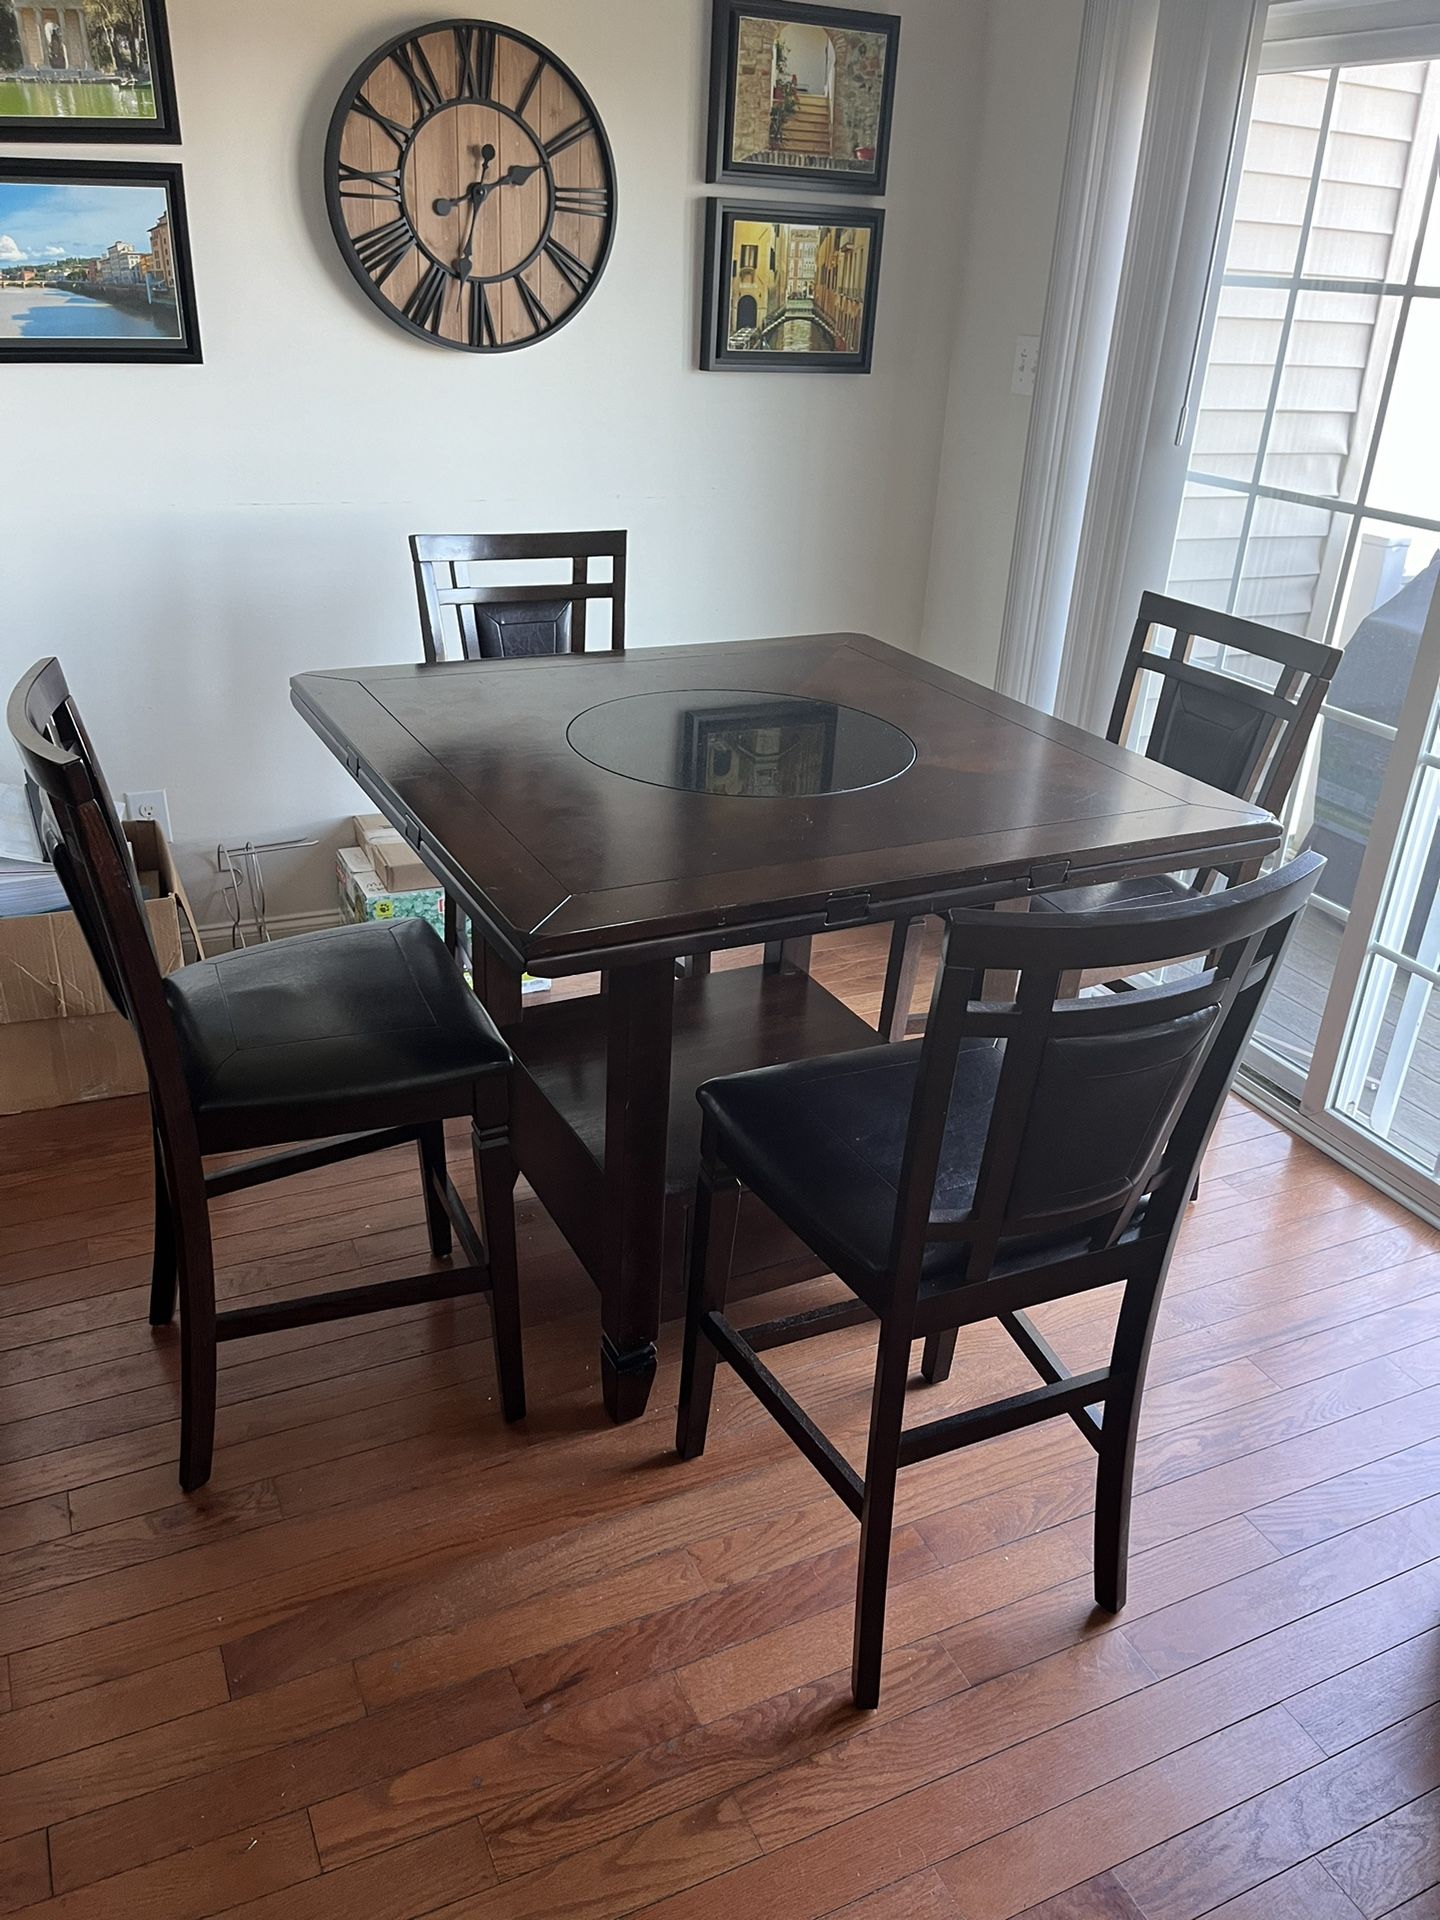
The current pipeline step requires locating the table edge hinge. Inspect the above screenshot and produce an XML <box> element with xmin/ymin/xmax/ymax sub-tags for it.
<box><xmin>824</xmin><ymin>890</ymin><xmax>872</xmax><ymax>928</ymax></box>
<box><xmin>1027</xmin><ymin>860</ymin><xmax>1070</xmax><ymax>893</ymax></box>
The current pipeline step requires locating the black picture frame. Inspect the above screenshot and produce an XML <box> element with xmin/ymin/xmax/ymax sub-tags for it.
<box><xmin>0</xmin><ymin>158</ymin><xmax>201</xmax><ymax>364</ymax></box>
<box><xmin>701</xmin><ymin>197</ymin><xmax>883</xmax><ymax>374</ymax></box>
<box><xmin>706</xmin><ymin>0</ymin><xmax>900</xmax><ymax>197</ymax></box>
<box><xmin>0</xmin><ymin>0</ymin><xmax>180</xmax><ymax>143</ymax></box>
<box><xmin>682</xmin><ymin>699</ymin><xmax>840</xmax><ymax>797</ymax></box>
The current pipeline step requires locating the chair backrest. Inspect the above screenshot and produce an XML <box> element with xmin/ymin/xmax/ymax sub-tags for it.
<box><xmin>410</xmin><ymin>531</ymin><xmax>628</xmax><ymax>664</ymax></box>
<box><xmin>886</xmin><ymin>851</ymin><xmax>1325</xmax><ymax>1305</ymax></box>
<box><xmin>1108</xmin><ymin>592</ymin><xmax>1340</xmax><ymax>818</ymax></box>
<box><xmin>7</xmin><ymin>659</ymin><xmax>198</xmax><ymax>1163</ymax></box>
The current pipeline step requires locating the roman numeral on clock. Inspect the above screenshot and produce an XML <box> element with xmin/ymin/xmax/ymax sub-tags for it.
<box><xmin>515</xmin><ymin>54</ymin><xmax>545</xmax><ymax>118</ymax></box>
<box><xmin>353</xmin><ymin>216</ymin><xmax>416</xmax><ymax>285</ymax></box>
<box><xmin>454</xmin><ymin>24</ymin><xmax>496</xmax><ymax>100</ymax></box>
<box><xmin>337</xmin><ymin>161</ymin><xmax>403</xmax><ymax>205</ymax></box>
<box><xmin>468</xmin><ymin>280</ymin><xmax>497</xmax><ymax>349</ymax></box>
<box><xmin>390</xmin><ymin>38</ymin><xmax>443</xmax><ymax>116</ymax></box>
<box><xmin>553</xmin><ymin>185</ymin><xmax>609</xmax><ymax>220</ymax></box>
<box><xmin>404</xmin><ymin>263</ymin><xmax>451</xmax><ymax>335</ymax></box>
<box><xmin>544</xmin><ymin>117</ymin><xmax>593</xmax><ymax>160</ymax></box>
<box><xmin>544</xmin><ymin>237</ymin><xmax>593</xmax><ymax>298</ymax></box>
<box><xmin>515</xmin><ymin>274</ymin><xmax>553</xmax><ymax>334</ymax></box>
<box><xmin>352</xmin><ymin>93</ymin><xmax>413</xmax><ymax>150</ymax></box>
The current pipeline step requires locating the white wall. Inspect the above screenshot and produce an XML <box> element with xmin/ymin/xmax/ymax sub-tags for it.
<box><xmin>1</xmin><ymin>0</ymin><xmax>986</xmax><ymax>925</ymax></box>
<box><xmin>921</xmin><ymin>0</ymin><xmax>1086</xmax><ymax>687</ymax></box>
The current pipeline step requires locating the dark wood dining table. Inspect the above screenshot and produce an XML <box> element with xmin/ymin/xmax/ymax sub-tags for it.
<box><xmin>292</xmin><ymin>631</ymin><xmax>1281</xmax><ymax>1421</ymax></box>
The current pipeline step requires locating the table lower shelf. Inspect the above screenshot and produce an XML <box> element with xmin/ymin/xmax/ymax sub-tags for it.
<box><xmin>509</xmin><ymin>962</ymin><xmax>885</xmax><ymax>1296</ymax></box>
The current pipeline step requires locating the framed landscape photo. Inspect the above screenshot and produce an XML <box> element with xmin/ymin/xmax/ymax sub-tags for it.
<box><xmin>0</xmin><ymin>159</ymin><xmax>201</xmax><ymax>363</ymax></box>
<box><xmin>0</xmin><ymin>0</ymin><xmax>179</xmax><ymax>141</ymax></box>
<box><xmin>701</xmin><ymin>198</ymin><xmax>883</xmax><ymax>373</ymax></box>
<box><xmin>707</xmin><ymin>0</ymin><xmax>900</xmax><ymax>196</ymax></box>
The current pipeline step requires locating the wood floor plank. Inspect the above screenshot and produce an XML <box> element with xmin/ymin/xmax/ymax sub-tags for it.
<box><xmin>47</xmin><ymin>1665</ymin><xmax>526</xmax><ymax>1893</ymax></box>
<box><xmin>0</xmin><ymin>1650</ymin><xmax>229</xmax><ymax>1777</ymax></box>
<box><xmin>824</xmin><ymin>1870</ymin><xmax>962</xmax><ymax>1919</ymax></box>
<box><xmin>1149</xmin><ymin>1859</ymin><xmax>1361</xmax><ymax>1919</ymax></box>
<box><xmin>309</xmin><ymin>1673</ymin><xmax>696</xmax><ymax>1869</ymax></box>
<box><xmin>935</xmin><ymin>1705</ymin><xmax>1321</xmax><ymax>1919</ymax></box>
<box><xmin>1286</xmin><ymin>1625</ymin><xmax>1440</xmax><ymax>1756</ymax></box>
<box><xmin>1010</xmin><ymin>1874</ymin><xmax>1144</xmax><ymax>1919</ymax></box>
<box><xmin>219</xmin><ymin>1823</ymin><xmax>496</xmax><ymax>1920</ymax></box>
<box><xmin>6</xmin><ymin>1813</ymin><xmax>317</xmax><ymax>1920</ymax></box>
<box><xmin>0</xmin><ymin>1665</ymin><xmax>362</xmax><ymax>1849</ymax></box>
<box><xmin>1319</xmin><ymin>1784</ymin><xmax>1440</xmax><ymax>1917</ymax></box>
<box><xmin>1114</xmin><ymin>1704</ymin><xmax>1440</xmax><ymax>1920</ymax></box>
<box><xmin>0</xmin><ymin>1835</ymin><xmax>49</xmax><ymax>1916</ymax></box>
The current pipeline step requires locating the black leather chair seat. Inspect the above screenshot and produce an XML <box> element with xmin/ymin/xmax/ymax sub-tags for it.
<box><xmin>165</xmin><ymin>919</ymin><xmax>511</xmax><ymax>1151</ymax></box>
<box><xmin>698</xmin><ymin>1039</ymin><xmax>1005</xmax><ymax>1308</ymax></box>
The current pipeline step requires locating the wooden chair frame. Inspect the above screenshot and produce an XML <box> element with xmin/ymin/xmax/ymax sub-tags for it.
<box><xmin>678</xmin><ymin>852</ymin><xmax>1324</xmax><ymax>1706</ymax></box>
<box><xmin>9</xmin><ymin>659</ymin><xmax>524</xmax><ymax>1492</ymax></box>
<box><xmin>411</xmin><ymin>530</ymin><xmax>628</xmax><ymax>664</ymax></box>
<box><xmin>878</xmin><ymin>592</ymin><xmax>1341</xmax><ymax>1041</ymax></box>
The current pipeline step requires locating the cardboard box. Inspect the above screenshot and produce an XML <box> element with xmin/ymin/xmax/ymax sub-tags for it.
<box><xmin>353</xmin><ymin>813</ymin><xmax>435</xmax><ymax>894</ymax></box>
<box><xmin>337</xmin><ymin>846</ymin><xmax>446</xmax><ymax>939</ymax></box>
<box><xmin>0</xmin><ymin>819</ymin><xmax>194</xmax><ymax>1114</ymax></box>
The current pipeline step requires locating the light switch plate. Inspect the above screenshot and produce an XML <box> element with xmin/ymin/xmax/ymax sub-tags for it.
<box><xmin>125</xmin><ymin>790</ymin><xmax>173</xmax><ymax>840</ymax></box>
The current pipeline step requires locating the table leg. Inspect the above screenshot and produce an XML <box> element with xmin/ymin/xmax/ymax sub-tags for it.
<box><xmin>600</xmin><ymin>958</ymin><xmax>676</xmax><ymax>1421</ymax></box>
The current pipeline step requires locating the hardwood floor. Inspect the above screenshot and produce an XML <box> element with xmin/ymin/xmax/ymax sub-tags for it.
<box><xmin>2</xmin><ymin>923</ymin><xmax>1438</xmax><ymax>1919</ymax></box>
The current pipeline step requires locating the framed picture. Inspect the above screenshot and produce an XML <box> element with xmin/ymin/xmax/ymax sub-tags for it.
<box><xmin>683</xmin><ymin>700</ymin><xmax>839</xmax><ymax>798</ymax></box>
<box><xmin>0</xmin><ymin>0</ymin><xmax>179</xmax><ymax>140</ymax></box>
<box><xmin>701</xmin><ymin>198</ymin><xmax>883</xmax><ymax>373</ymax></box>
<box><xmin>707</xmin><ymin>0</ymin><xmax>900</xmax><ymax>196</ymax></box>
<box><xmin>0</xmin><ymin>159</ymin><xmax>200</xmax><ymax>363</ymax></box>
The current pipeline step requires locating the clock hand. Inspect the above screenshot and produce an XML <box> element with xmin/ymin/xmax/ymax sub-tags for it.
<box><xmin>432</xmin><ymin>143</ymin><xmax>497</xmax><ymax>217</ymax></box>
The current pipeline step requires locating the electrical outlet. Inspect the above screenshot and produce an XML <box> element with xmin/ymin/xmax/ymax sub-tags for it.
<box><xmin>1012</xmin><ymin>334</ymin><xmax>1041</xmax><ymax>397</ymax></box>
<box><xmin>124</xmin><ymin>790</ymin><xmax>172</xmax><ymax>840</ymax></box>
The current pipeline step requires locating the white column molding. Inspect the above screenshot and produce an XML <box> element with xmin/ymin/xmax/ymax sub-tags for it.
<box><xmin>1053</xmin><ymin>0</ymin><xmax>1267</xmax><ymax>733</ymax></box>
<box><xmin>993</xmin><ymin>0</ymin><xmax>1158</xmax><ymax>713</ymax></box>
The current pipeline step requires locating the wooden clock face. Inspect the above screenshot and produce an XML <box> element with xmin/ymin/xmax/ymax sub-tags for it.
<box><xmin>326</xmin><ymin>20</ymin><xmax>616</xmax><ymax>352</ymax></box>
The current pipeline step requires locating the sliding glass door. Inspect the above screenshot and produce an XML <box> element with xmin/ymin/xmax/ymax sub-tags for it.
<box><xmin>1163</xmin><ymin>40</ymin><xmax>1440</xmax><ymax>1211</ymax></box>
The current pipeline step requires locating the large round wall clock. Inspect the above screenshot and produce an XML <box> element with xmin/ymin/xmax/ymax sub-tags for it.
<box><xmin>325</xmin><ymin>19</ymin><xmax>617</xmax><ymax>352</ymax></box>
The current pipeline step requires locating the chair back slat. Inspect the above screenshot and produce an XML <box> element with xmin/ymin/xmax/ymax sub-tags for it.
<box><xmin>884</xmin><ymin>853</ymin><xmax>1324</xmax><ymax>1309</ymax></box>
<box><xmin>7</xmin><ymin>660</ymin><xmax>197</xmax><ymax>1157</ymax></box>
<box><xmin>1110</xmin><ymin>592</ymin><xmax>1340</xmax><ymax>818</ymax></box>
<box><xmin>410</xmin><ymin>531</ymin><xmax>627</xmax><ymax>663</ymax></box>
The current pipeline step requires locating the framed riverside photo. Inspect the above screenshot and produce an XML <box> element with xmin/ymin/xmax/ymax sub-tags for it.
<box><xmin>0</xmin><ymin>0</ymin><xmax>180</xmax><ymax>141</ymax></box>
<box><xmin>701</xmin><ymin>198</ymin><xmax>883</xmax><ymax>372</ymax></box>
<box><xmin>0</xmin><ymin>159</ymin><xmax>201</xmax><ymax>362</ymax></box>
<box><xmin>707</xmin><ymin>0</ymin><xmax>900</xmax><ymax>196</ymax></box>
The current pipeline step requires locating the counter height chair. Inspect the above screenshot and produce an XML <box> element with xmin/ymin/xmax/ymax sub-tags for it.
<box><xmin>411</xmin><ymin>530</ymin><xmax>628</xmax><ymax>664</ymax></box>
<box><xmin>879</xmin><ymin>594</ymin><xmax>1341</xmax><ymax>1040</ymax></box>
<box><xmin>10</xmin><ymin>658</ymin><xmax>525</xmax><ymax>1493</ymax></box>
<box><xmin>677</xmin><ymin>851</ymin><xmax>1323</xmax><ymax>1707</ymax></box>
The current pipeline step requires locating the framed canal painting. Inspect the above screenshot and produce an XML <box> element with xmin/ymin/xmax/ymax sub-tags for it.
<box><xmin>0</xmin><ymin>159</ymin><xmax>201</xmax><ymax>363</ymax></box>
<box><xmin>0</xmin><ymin>0</ymin><xmax>179</xmax><ymax>141</ymax></box>
<box><xmin>701</xmin><ymin>198</ymin><xmax>883</xmax><ymax>373</ymax></box>
<box><xmin>707</xmin><ymin>0</ymin><xmax>900</xmax><ymax>196</ymax></box>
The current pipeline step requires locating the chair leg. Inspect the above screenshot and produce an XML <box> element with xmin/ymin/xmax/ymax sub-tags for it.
<box><xmin>852</xmin><ymin>1323</ymin><xmax>912</xmax><ymax>1709</ymax></box>
<box><xmin>879</xmin><ymin>918</ymin><xmax>925</xmax><ymax>1043</ymax></box>
<box><xmin>676</xmin><ymin>1149</ymin><xmax>741</xmax><ymax>1461</ymax></box>
<box><xmin>1093</xmin><ymin>1276</ymin><xmax>1161</xmax><ymax>1613</ymax></box>
<box><xmin>148</xmin><ymin>1121</ymin><xmax>178</xmax><ymax>1328</ymax></box>
<box><xmin>473</xmin><ymin>1122</ymin><xmax>526</xmax><ymax>1424</ymax></box>
<box><xmin>920</xmin><ymin>1327</ymin><xmax>957</xmax><ymax>1385</ymax></box>
<box><xmin>175</xmin><ymin>1190</ymin><xmax>217</xmax><ymax>1493</ymax></box>
<box><xmin>418</xmin><ymin>1123</ymin><xmax>453</xmax><ymax>1259</ymax></box>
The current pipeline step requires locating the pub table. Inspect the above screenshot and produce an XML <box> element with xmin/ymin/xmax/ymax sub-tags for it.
<box><xmin>292</xmin><ymin>632</ymin><xmax>1280</xmax><ymax>1420</ymax></box>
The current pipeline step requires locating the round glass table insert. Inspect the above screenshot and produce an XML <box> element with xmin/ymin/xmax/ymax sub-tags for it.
<box><xmin>566</xmin><ymin>689</ymin><xmax>917</xmax><ymax>799</ymax></box>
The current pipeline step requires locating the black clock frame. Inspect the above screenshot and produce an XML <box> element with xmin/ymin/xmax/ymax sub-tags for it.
<box><xmin>324</xmin><ymin>17</ymin><xmax>618</xmax><ymax>354</ymax></box>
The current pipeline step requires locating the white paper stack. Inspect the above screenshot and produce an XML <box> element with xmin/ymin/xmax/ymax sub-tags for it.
<box><xmin>0</xmin><ymin>782</ymin><xmax>68</xmax><ymax>918</ymax></box>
